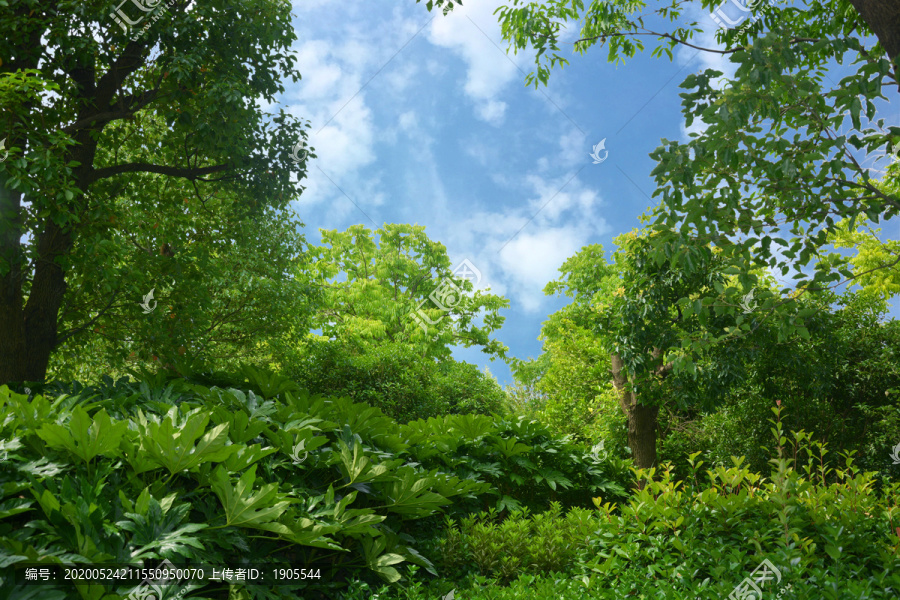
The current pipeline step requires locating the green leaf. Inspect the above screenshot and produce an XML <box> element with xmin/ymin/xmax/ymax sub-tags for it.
<box><xmin>209</xmin><ymin>465</ymin><xmax>295</xmax><ymax>530</ymax></box>
<box><xmin>138</xmin><ymin>407</ymin><xmax>237</xmax><ymax>475</ymax></box>
<box><xmin>36</xmin><ymin>407</ymin><xmax>127</xmax><ymax>464</ymax></box>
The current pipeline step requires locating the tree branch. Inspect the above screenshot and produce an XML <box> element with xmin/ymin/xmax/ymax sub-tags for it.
<box><xmin>92</xmin><ymin>162</ymin><xmax>232</xmax><ymax>182</ymax></box>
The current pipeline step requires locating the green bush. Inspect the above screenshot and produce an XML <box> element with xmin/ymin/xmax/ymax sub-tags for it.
<box><xmin>352</xmin><ymin>409</ymin><xmax>900</xmax><ymax>600</ymax></box>
<box><xmin>575</xmin><ymin>412</ymin><xmax>900</xmax><ymax>599</ymax></box>
<box><xmin>0</xmin><ymin>369</ymin><xmax>495</xmax><ymax>599</ymax></box>
<box><xmin>440</xmin><ymin>503</ymin><xmax>594</xmax><ymax>582</ymax></box>
<box><xmin>400</xmin><ymin>413</ymin><xmax>632</xmax><ymax>515</ymax></box>
<box><xmin>285</xmin><ymin>339</ymin><xmax>505</xmax><ymax>423</ymax></box>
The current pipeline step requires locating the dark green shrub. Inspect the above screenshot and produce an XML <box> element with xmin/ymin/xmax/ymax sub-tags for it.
<box><xmin>400</xmin><ymin>414</ymin><xmax>632</xmax><ymax>514</ymax></box>
<box><xmin>0</xmin><ymin>370</ymin><xmax>495</xmax><ymax>599</ymax></box>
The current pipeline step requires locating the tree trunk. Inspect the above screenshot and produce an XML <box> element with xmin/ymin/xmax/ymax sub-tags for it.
<box><xmin>610</xmin><ymin>353</ymin><xmax>660</xmax><ymax>471</ymax></box>
<box><xmin>626</xmin><ymin>399</ymin><xmax>660</xmax><ymax>471</ymax></box>
<box><xmin>0</xmin><ymin>180</ymin><xmax>76</xmax><ymax>385</ymax></box>
<box><xmin>847</xmin><ymin>0</ymin><xmax>900</xmax><ymax>85</ymax></box>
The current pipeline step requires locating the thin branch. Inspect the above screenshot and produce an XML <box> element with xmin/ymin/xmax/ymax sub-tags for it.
<box><xmin>56</xmin><ymin>288</ymin><xmax>122</xmax><ymax>345</ymax></box>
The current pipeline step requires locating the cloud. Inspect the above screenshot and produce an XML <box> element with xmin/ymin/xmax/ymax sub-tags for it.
<box><xmin>427</xmin><ymin>0</ymin><xmax>526</xmax><ymax>125</ymax></box>
<box><xmin>432</xmin><ymin>169</ymin><xmax>608</xmax><ymax>313</ymax></box>
<box><xmin>497</xmin><ymin>228</ymin><xmax>587</xmax><ymax>311</ymax></box>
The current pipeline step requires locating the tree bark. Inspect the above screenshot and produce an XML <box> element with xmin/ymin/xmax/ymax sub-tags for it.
<box><xmin>610</xmin><ymin>353</ymin><xmax>660</xmax><ymax>472</ymax></box>
<box><xmin>847</xmin><ymin>0</ymin><xmax>900</xmax><ymax>85</ymax></box>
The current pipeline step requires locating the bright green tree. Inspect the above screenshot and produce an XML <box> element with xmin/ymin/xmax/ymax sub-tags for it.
<box><xmin>279</xmin><ymin>223</ymin><xmax>510</xmax><ymax>421</ymax></box>
<box><xmin>523</xmin><ymin>232</ymin><xmax>743</xmax><ymax>470</ymax></box>
<box><xmin>0</xmin><ymin>0</ymin><xmax>309</xmax><ymax>385</ymax></box>
<box><xmin>300</xmin><ymin>223</ymin><xmax>509</xmax><ymax>361</ymax></box>
<box><xmin>509</xmin><ymin>245</ymin><xmax>619</xmax><ymax>441</ymax></box>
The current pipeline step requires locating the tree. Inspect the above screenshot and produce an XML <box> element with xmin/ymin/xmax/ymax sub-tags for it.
<box><xmin>508</xmin><ymin>245</ymin><xmax>618</xmax><ymax>441</ymax></box>
<box><xmin>298</xmin><ymin>223</ymin><xmax>509</xmax><ymax>361</ymax></box>
<box><xmin>421</xmin><ymin>0</ymin><xmax>900</xmax><ymax>376</ymax></box>
<box><xmin>0</xmin><ymin>0</ymin><xmax>309</xmax><ymax>385</ymax></box>
<box><xmin>534</xmin><ymin>232</ymin><xmax>743</xmax><ymax>470</ymax></box>
<box><xmin>275</xmin><ymin>223</ymin><xmax>509</xmax><ymax>421</ymax></box>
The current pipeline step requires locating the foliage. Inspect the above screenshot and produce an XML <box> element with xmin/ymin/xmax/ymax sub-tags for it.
<box><xmin>1</xmin><ymin>0</ymin><xmax>311</xmax><ymax>384</ymax></box>
<box><xmin>663</xmin><ymin>290</ymin><xmax>900</xmax><ymax>478</ymax></box>
<box><xmin>47</xmin><ymin>190</ymin><xmax>318</xmax><ymax>384</ymax></box>
<box><xmin>399</xmin><ymin>414</ymin><xmax>631</xmax><ymax>514</ymax></box>
<box><xmin>284</xmin><ymin>339</ymin><xmax>506</xmax><ymax>423</ymax></box>
<box><xmin>423</xmin><ymin>0</ymin><xmax>900</xmax><ymax>379</ymax></box>
<box><xmin>576</xmin><ymin>408</ymin><xmax>900</xmax><ymax>599</ymax></box>
<box><xmin>439</xmin><ymin>503</ymin><xmax>594</xmax><ymax>582</ymax></box>
<box><xmin>347</xmin><ymin>408</ymin><xmax>900</xmax><ymax>600</ymax></box>
<box><xmin>0</xmin><ymin>371</ymin><xmax>502</xmax><ymax>599</ymax></box>
<box><xmin>828</xmin><ymin>164</ymin><xmax>900</xmax><ymax>300</ymax></box>
<box><xmin>298</xmin><ymin>224</ymin><xmax>509</xmax><ymax>362</ymax></box>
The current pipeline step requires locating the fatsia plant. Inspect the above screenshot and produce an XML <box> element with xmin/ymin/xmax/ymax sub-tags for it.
<box><xmin>0</xmin><ymin>370</ymin><xmax>510</xmax><ymax>599</ymax></box>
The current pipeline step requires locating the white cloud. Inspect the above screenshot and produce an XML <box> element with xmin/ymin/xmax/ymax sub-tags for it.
<box><xmin>426</xmin><ymin>0</ymin><xmax>523</xmax><ymax>125</ymax></box>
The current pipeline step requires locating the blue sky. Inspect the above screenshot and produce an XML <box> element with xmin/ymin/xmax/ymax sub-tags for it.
<box><xmin>273</xmin><ymin>0</ymin><xmax>900</xmax><ymax>388</ymax></box>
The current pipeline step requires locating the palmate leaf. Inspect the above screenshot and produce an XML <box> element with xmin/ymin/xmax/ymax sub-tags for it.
<box><xmin>304</xmin><ymin>487</ymin><xmax>385</xmax><ymax>537</ymax></box>
<box><xmin>209</xmin><ymin>465</ymin><xmax>295</xmax><ymax>531</ymax></box>
<box><xmin>361</xmin><ymin>536</ymin><xmax>404</xmax><ymax>583</ymax></box>
<box><xmin>0</xmin><ymin>496</ymin><xmax>32</xmax><ymax>522</ymax></box>
<box><xmin>240</xmin><ymin>364</ymin><xmax>302</xmax><ymax>399</ymax></box>
<box><xmin>488</xmin><ymin>436</ymin><xmax>532</xmax><ymax>459</ymax></box>
<box><xmin>138</xmin><ymin>407</ymin><xmax>237</xmax><ymax>475</ymax></box>
<box><xmin>36</xmin><ymin>407</ymin><xmax>127</xmax><ymax>464</ymax></box>
<box><xmin>117</xmin><ymin>488</ymin><xmax>206</xmax><ymax>560</ymax></box>
<box><xmin>13</xmin><ymin>457</ymin><xmax>68</xmax><ymax>479</ymax></box>
<box><xmin>223</xmin><ymin>444</ymin><xmax>278</xmax><ymax>473</ymax></box>
<box><xmin>334</xmin><ymin>439</ymin><xmax>396</xmax><ymax>487</ymax></box>
<box><xmin>380</xmin><ymin>467</ymin><xmax>450</xmax><ymax>518</ymax></box>
<box><xmin>274</xmin><ymin>514</ymin><xmax>344</xmax><ymax>550</ymax></box>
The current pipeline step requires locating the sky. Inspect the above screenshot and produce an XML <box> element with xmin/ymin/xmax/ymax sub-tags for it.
<box><xmin>274</xmin><ymin>0</ymin><xmax>900</xmax><ymax>388</ymax></box>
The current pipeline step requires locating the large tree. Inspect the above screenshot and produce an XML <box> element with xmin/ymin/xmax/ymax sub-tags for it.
<box><xmin>0</xmin><ymin>0</ymin><xmax>308</xmax><ymax>385</ymax></box>
<box><xmin>535</xmin><ymin>232</ymin><xmax>745</xmax><ymax>470</ymax></box>
<box><xmin>421</xmin><ymin>0</ymin><xmax>900</xmax><ymax>375</ymax></box>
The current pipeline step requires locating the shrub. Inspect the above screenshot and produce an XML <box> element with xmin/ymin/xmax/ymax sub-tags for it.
<box><xmin>0</xmin><ymin>369</ymin><xmax>495</xmax><ymax>599</ymax></box>
<box><xmin>354</xmin><ymin>405</ymin><xmax>900</xmax><ymax>600</ymax></box>
<box><xmin>440</xmin><ymin>503</ymin><xmax>594</xmax><ymax>582</ymax></box>
<box><xmin>285</xmin><ymin>339</ymin><xmax>505</xmax><ymax>423</ymax></box>
<box><xmin>400</xmin><ymin>414</ymin><xmax>632</xmax><ymax>515</ymax></box>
